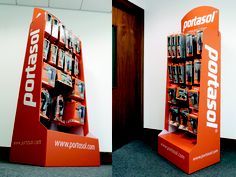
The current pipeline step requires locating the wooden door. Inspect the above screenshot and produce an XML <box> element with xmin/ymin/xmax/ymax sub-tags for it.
<box><xmin>112</xmin><ymin>0</ymin><xmax>144</xmax><ymax>151</ymax></box>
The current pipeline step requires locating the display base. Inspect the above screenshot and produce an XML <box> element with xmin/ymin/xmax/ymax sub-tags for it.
<box><xmin>158</xmin><ymin>130</ymin><xmax>219</xmax><ymax>174</ymax></box>
<box><xmin>10</xmin><ymin>129</ymin><xmax>100</xmax><ymax>167</ymax></box>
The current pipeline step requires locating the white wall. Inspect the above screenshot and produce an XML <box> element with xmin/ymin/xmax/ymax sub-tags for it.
<box><xmin>128</xmin><ymin>0</ymin><xmax>145</xmax><ymax>9</ymax></box>
<box><xmin>144</xmin><ymin>0</ymin><xmax>236</xmax><ymax>139</ymax></box>
<box><xmin>0</xmin><ymin>5</ymin><xmax>112</xmax><ymax>152</ymax></box>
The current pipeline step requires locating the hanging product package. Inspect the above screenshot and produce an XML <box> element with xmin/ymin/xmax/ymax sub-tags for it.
<box><xmin>177</xmin><ymin>34</ymin><xmax>186</xmax><ymax>59</ymax></box>
<box><xmin>194</xmin><ymin>59</ymin><xmax>201</xmax><ymax>84</ymax></box>
<box><xmin>177</xmin><ymin>63</ymin><xmax>185</xmax><ymax>84</ymax></box>
<box><xmin>185</xmin><ymin>61</ymin><xmax>193</xmax><ymax>85</ymax></box>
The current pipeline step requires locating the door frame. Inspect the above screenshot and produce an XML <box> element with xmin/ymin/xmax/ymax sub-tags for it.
<box><xmin>112</xmin><ymin>0</ymin><xmax>144</xmax><ymax>150</ymax></box>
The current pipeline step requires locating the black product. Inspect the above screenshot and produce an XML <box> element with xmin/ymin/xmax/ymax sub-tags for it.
<box><xmin>172</xmin><ymin>64</ymin><xmax>178</xmax><ymax>83</ymax></box>
<box><xmin>177</xmin><ymin>34</ymin><xmax>186</xmax><ymax>58</ymax></box>
<box><xmin>196</xmin><ymin>31</ymin><xmax>203</xmax><ymax>55</ymax></box>
<box><xmin>177</xmin><ymin>87</ymin><xmax>188</xmax><ymax>101</ymax></box>
<box><xmin>180</xmin><ymin>109</ymin><xmax>189</xmax><ymax>126</ymax></box>
<box><xmin>190</xmin><ymin>117</ymin><xmax>198</xmax><ymax>131</ymax></box>
<box><xmin>43</xmin><ymin>39</ymin><xmax>50</xmax><ymax>61</ymax></box>
<box><xmin>194</xmin><ymin>60</ymin><xmax>201</xmax><ymax>84</ymax></box>
<box><xmin>168</xmin><ymin>87</ymin><xmax>176</xmax><ymax>104</ymax></box>
<box><xmin>185</xmin><ymin>61</ymin><xmax>193</xmax><ymax>85</ymax></box>
<box><xmin>168</xmin><ymin>36</ymin><xmax>172</xmax><ymax>58</ymax></box>
<box><xmin>168</xmin><ymin>64</ymin><xmax>173</xmax><ymax>81</ymax></box>
<box><xmin>41</xmin><ymin>88</ymin><xmax>51</xmax><ymax>119</ymax></box>
<box><xmin>170</xmin><ymin>106</ymin><xmax>179</xmax><ymax>122</ymax></box>
<box><xmin>177</xmin><ymin>64</ymin><xmax>185</xmax><ymax>84</ymax></box>
<box><xmin>186</xmin><ymin>34</ymin><xmax>194</xmax><ymax>57</ymax></box>
<box><xmin>171</xmin><ymin>35</ymin><xmax>177</xmax><ymax>58</ymax></box>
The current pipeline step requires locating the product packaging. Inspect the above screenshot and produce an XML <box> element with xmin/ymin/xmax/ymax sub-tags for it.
<box><xmin>188</xmin><ymin>113</ymin><xmax>198</xmax><ymax>134</ymax></box>
<box><xmin>73</xmin><ymin>35</ymin><xmax>81</xmax><ymax>54</ymax></box>
<box><xmin>194</xmin><ymin>59</ymin><xmax>201</xmax><ymax>84</ymax></box>
<box><xmin>169</xmin><ymin>106</ymin><xmax>179</xmax><ymax>126</ymax></box>
<box><xmin>179</xmin><ymin>108</ymin><xmax>189</xmax><ymax>130</ymax></box>
<box><xmin>186</xmin><ymin>34</ymin><xmax>194</xmax><ymax>57</ymax></box>
<box><xmin>51</xmin><ymin>18</ymin><xmax>59</xmax><ymax>40</ymax></box>
<box><xmin>167</xmin><ymin>35</ymin><xmax>172</xmax><ymax>58</ymax></box>
<box><xmin>176</xmin><ymin>87</ymin><xmax>188</xmax><ymax>101</ymax></box>
<box><xmin>171</xmin><ymin>35</ymin><xmax>177</xmax><ymax>58</ymax></box>
<box><xmin>58</xmin><ymin>49</ymin><xmax>65</xmax><ymax>69</ymax></box>
<box><xmin>59</xmin><ymin>23</ymin><xmax>66</xmax><ymax>46</ymax></box>
<box><xmin>177</xmin><ymin>34</ymin><xmax>186</xmax><ymax>59</ymax></box>
<box><xmin>63</xmin><ymin>101</ymin><xmax>85</xmax><ymax>126</ymax></box>
<box><xmin>45</xmin><ymin>13</ymin><xmax>52</xmax><ymax>37</ymax></box>
<box><xmin>167</xmin><ymin>85</ymin><xmax>177</xmax><ymax>104</ymax></box>
<box><xmin>67</xmin><ymin>30</ymin><xmax>73</xmax><ymax>49</ymax></box>
<box><xmin>53</xmin><ymin>95</ymin><xmax>65</xmax><ymax>124</ymax></box>
<box><xmin>172</xmin><ymin>64</ymin><xmax>179</xmax><ymax>83</ymax></box>
<box><xmin>168</xmin><ymin>64</ymin><xmax>173</xmax><ymax>82</ymax></box>
<box><xmin>40</xmin><ymin>88</ymin><xmax>51</xmax><ymax>120</ymax></box>
<box><xmin>185</xmin><ymin>61</ymin><xmax>193</xmax><ymax>85</ymax></box>
<box><xmin>73</xmin><ymin>56</ymin><xmax>79</xmax><ymax>77</ymax></box>
<box><xmin>56</xmin><ymin>70</ymin><xmax>72</xmax><ymax>87</ymax></box>
<box><xmin>48</xmin><ymin>44</ymin><xmax>58</xmax><ymax>66</ymax></box>
<box><xmin>177</xmin><ymin>63</ymin><xmax>185</xmax><ymax>84</ymax></box>
<box><xmin>70</xmin><ymin>79</ymin><xmax>85</xmax><ymax>101</ymax></box>
<box><xmin>188</xmin><ymin>87</ymin><xmax>200</xmax><ymax>111</ymax></box>
<box><xmin>42</xmin><ymin>62</ymin><xmax>56</xmax><ymax>88</ymax></box>
<box><xmin>43</xmin><ymin>39</ymin><xmax>50</xmax><ymax>61</ymax></box>
<box><xmin>64</xmin><ymin>52</ymin><xmax>73</xmax><ymax>75</ymax></box>
<box><xmin>196</xmin><ymin>30</ymin><xmax>203</xmax><ymax>55</ymax></box>
<box><xmin>65</xmin><ymin>28</ymin><xmax>69</xmax><ymax>49</ymax></box>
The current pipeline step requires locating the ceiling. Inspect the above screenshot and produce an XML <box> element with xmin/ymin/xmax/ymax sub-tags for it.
<box><xmin>0</xmin><ymin>0</ymin><xmax>111</xmax><ymax>13</ymax></box>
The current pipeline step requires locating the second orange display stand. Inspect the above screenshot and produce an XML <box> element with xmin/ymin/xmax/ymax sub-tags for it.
<box><xmin>158</xmin><ymin>6</ymin><xmax>221</xmax><ymax>174</ymax></box>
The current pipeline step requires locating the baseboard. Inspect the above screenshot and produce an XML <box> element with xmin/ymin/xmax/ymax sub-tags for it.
<box><xmin>220</xmin><ymin>138</ymin><xmax>236</xmax><ymax>151</ymax></box>
<box><xmin>141</xmin><ymin>128</ymin><xmax>161</xmax><ymax>150</ymax></box>
<box><xmin>100</xmin><ymin>152</ymin><xmax>112</xmax><ymax>165</ymax></box>
<box><xmin>0</xmin><ymin>146</ymin><xmax>10</xmax><ymax>161</ymax></box>
<box><xmin>0</xmin><ymin>147</ymin><xmax>112</xmax><ymax>165</ymax></box>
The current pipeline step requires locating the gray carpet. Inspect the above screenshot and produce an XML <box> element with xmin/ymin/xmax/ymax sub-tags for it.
<box><xmin>0</xmin><ymin>161</ymin><xmax>112</xmax><ymax>177</ymax></box>
<box><xmin>112</xmin><ymin>140</ymin><xmax>236</xmax><ymax>177</ymax></box>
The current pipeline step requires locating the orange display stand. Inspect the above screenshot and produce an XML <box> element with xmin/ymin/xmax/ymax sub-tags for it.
<box><xmin>10</xmin><ymin>8</ymin><xmax>100</xmax><ymax>166</ymax></box>
<box><xmin>158</xmin><ymin>6</ymin><xmax>221</xmax><ymax>174</ymax></box>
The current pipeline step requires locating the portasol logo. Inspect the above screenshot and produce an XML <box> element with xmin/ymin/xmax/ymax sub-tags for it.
<box><xmin>183</xmin><ymin>11</ymin><xmax>217</xmax><ymax>32</ymax></box>
<box><xmin>23</xmin><ymin>29</ymin><xmax>40</xmax><ymax>107</ymax></box>
<box><xmin>205</xmin><ymin>44</ymin><xmax>219</xmax><ymax>129</ymax></box>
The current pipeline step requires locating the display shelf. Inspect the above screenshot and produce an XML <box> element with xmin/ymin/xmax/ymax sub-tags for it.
<box><xmin>158</xmin><ymin>6</ymin><xmax>221</xmax><ymax>174</ymax></box>
<box><xmin>10</xmin><ymin>8</ymin><xmax>100</xmax><ymax>167</ymax></box>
